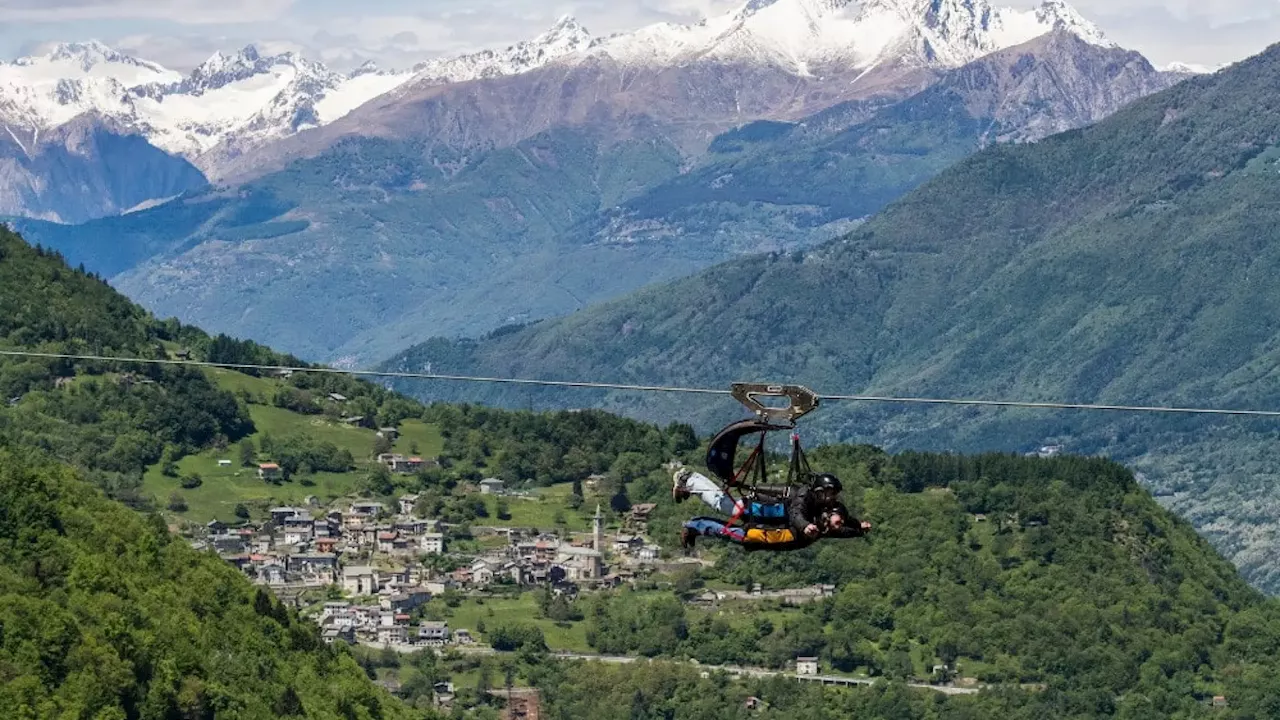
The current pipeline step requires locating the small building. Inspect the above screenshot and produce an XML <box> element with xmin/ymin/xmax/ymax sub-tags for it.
<box><xmin>211</xmin><ymin>534</ymin><xmax>246</xmax><ymax>554</ymax></box>
<box><xmin>796</xmin><ymin>657</ymin><xmax>819</xmax><ymax>676</ymax></box>
<box><xmin>258</xmin><ymin>463</ymin><xmax>282</xmax><ymax>480</ymax></box>
<box><xmin>377</xmin><ymin>427</ymin><xmax>399</xmax><ymax>440</ymax></box>
<box><xmin>420</xmin><ymin>532</ymin><xmax>444</xmax><ymax>554</ymax></box>
<box><xmin>377</xmin><ymin>453</ymin><xmax>423</xmax><ymax>474</ymax></box>
<box><xmin>329</xmin><ymin>393</ymin><xmax>348</xmax><ymax>402</ymax></box>
<box><xmin>382</xmin><ymin>589</ymin><xmax>431</xmax><ymax>613</ymax></box>
<box><xmin>479</xmin><ymin>478</ymin><xmax>505</xmax><ymax>495</ymax></box>
<box><xmin>350</xmin><ymin>501</ymin><xmax>386</xmax><ymax>518</ymax></box>
<box><xmin>288</xmin><ymin>554</ymin><xmax>337</xmax><ymax>579</ymax></box>
<box><xmin>377</xmin><ymin>625</ymin><xmax>407</xmax><ymax>645</ymax></box>
<box><xmin>259</xmin><ymin>561</ymin><xmax>286</xmax><ymax>585</ymax></box>
<box><xmin>418</xmin><ymin>621</ymin><xmax>450</xmax><ymax>643</ymax></box>
<box><xmin>322</xmin><ymin>627</ymin><xmax>354</xmax><ymax>644</ymax></box>
<box><xmin>612</xmin><ymin>535</ymin><xmax>645</xmax><ymax>553</ymax></box>
<box><xmin>217</xmin><ymin>459</ymin><xmax>232</xmax><ymax>467</ymax></box>
<box><xmin>320</xmin><ymin>601</ymin><xmax>350</xmax><ymax>621</ymax></box>
<box><xmin>471</xmin><ymin>560</ymin><xmax>495</xmax><ymax>587</ymax></box>
<box><xmin>270</xmin><ymin>506</ymin><xmax>303</xmax><ymax>524</ymax></box>
<box><xmin>398</xmin><ymin>494</ymin><xmax>420</xmax><ymax>516</ymax></box>
<box><xmin>342</xmin><ymin>566</ymin><xmax>378</xmax><ymax>596</ymax></box>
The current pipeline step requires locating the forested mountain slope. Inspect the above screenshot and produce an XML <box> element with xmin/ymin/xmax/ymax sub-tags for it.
<box><xmin>11</xmin><ymin>32</ymin><xmax>1185</xmax><ymax>365</ymax></box>
<box><xmin>379</xmin><ymin>40</ymin><xmax>1280</xmax><ymax>592</ymax></box>
<box><xmin>0</xmin><ymin>449</ymin><xmax>418</xmax><ymax>719</ymax></box>
<box><xmin>10</xmin><ymin>228</ymin><xmax>1280</xmax><ymax>717</ymax></box>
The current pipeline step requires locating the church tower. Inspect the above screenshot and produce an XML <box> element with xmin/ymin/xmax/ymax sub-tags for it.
<box><xmin>592</xmin><ymin>503</ymin><xmax>603</xmax><ymax>552</ymax></box>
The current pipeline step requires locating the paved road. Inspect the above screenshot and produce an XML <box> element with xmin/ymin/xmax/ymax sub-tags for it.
<box><xmin>549</xmin><ymin>652</ymin><xmax>980</xmax><ymax>695</ymax></box>
<box><xmin>358</xmin><ymin>643</ymin><xmax>979</xmax><ymax>696</ymax></box>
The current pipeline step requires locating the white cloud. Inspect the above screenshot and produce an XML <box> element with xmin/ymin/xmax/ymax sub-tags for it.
<box><xmin>110</xmin><ymin>33</ymin><xmax>232</xmax><ymax>69</ymax></box>
<box><xmin>0</xmin><ymin>0</ymin><xmax>294</xmax><ymax>24</ymax></box>
<box><xmin>6</xmin><ymin>0</ymin><xmax>1279</xmax><ymax>74</ymax></box>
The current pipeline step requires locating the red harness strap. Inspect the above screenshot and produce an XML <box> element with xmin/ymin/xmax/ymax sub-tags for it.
<box><xmin>720</xmin><ymin>436</ymin><xmax>765</xmax><ymax>534</ymax></box>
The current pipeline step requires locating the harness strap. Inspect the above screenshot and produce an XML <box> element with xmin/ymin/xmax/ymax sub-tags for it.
<box><xmin>720</xmin><ymin>438</ymin><xmax>762</xmax><ymax>534</ymax></box>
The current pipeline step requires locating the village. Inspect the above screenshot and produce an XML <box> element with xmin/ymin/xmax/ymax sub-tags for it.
<box><xmin>186</xmin><ymin>453</ymin><xmax>675</xmax><ymax>650</ymax></box>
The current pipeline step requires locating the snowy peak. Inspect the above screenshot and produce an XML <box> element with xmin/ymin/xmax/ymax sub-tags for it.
<box><xmin>1162</xmin><ymin>61</ymin><xmax>1221</xmax><ymax>75</ymax></box>
<box><xmin>174</xmin><ymin>45</ymin><xmax>338</xmax><ymax>96</ymax></box>
<box><xmin>410</xmin><ymin>16</ymin><xmax>595</xmax><ymax>85</ymax></box>
<box><xmin>2</xmin><ymin>39</ymin><xmax>179</xmax><ymax>89</ymax></box>
<box><xmin>538</xmin><ymin>15</ymin><xmax>593</xmax><ymax>51</ymax></box>
<box><xmin>43</xmin><ymin>40</ymin><xmax>162</xmax><ymax>75</ymax></box>
<box><xmin>350</xmin><ymin>60</ymin><xmax>383</xmax><ymax>78</ymax></box>
<box><xmin>591</xmin><ymin>0</ymin><xmax>1114</xmax><ymax>72</ymax></box>
<box><xmin>1031</xmin><ymin>0</ymin><xmax>1111</xmax><ymax>47</ymax></box>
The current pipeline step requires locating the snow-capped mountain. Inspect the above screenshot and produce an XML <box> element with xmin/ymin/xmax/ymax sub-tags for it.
<box><xmin>1162</xmin><ymin>61</ymin><xmax>1223</xmax><ymax>75</ymax></box>
<box><xmin>583</xmin><ymin>0</ymin><xmax>1114</xmax><ymax>73</ymax></box>
<box><xmin>0</xmin><ymin>0</ymin><xmax>1186</xmax><ymax>192</ymax></box>
<box><xmin>0</xmin><ymin>17</ymin><xmax>596</xmax><ymax>170</ymax></box>
<box><xmin>409</xmin><ymin>15</ymin><xmax>593</xmax><ymax>85</ymax></box>
<box><xmin>0</xmin><ymin>41</ymin><xmax>177</xmax><ymax>133</ymax></box>
<box><xmin>122</xmin><ymin>45</ymin><xmax>406</xmax><ymax>157</ymax></box>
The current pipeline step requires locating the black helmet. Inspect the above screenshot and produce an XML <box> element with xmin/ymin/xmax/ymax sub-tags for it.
<box><xmin>812</xmin><ymin>473</ymin><xmax>842</xmax><ymax>494</ymax></box>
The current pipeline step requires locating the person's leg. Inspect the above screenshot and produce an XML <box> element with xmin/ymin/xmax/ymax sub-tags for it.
<box><xmin>674</xmin><ymin>469</ymin><xmax>740</xmax><ymax>515</ymax></box>
<box><xmin>682</xmin><ymin>516</ymin><xmax>745</xmax><ymax>545</ymax></box>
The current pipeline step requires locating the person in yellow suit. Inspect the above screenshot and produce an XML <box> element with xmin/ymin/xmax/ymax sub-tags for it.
<box><xmin>678</xmin><ymin>473</ymin><xmax>871</xmax><ymax>552</ymax></box>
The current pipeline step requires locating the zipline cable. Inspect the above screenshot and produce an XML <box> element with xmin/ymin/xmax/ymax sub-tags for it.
<box><xmin>4</xmin><ymin>348</ymin><xmax>1280</xmax><ymax>418</ymax></box>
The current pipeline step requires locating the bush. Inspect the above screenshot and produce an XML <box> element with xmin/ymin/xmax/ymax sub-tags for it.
<box><xmin>180</xmin><ymin>474</ymin><xmax>203</xmax><ymax>489</ymax></box>
<box><xmin>487</xmin><ymin>623</ymin><xmax>546</xmax><ymax>652</ymax></box>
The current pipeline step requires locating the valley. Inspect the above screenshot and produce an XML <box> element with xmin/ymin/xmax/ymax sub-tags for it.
<box><xmin>5</xmin><ymin>1</ymin><xmax>1280</xmax><ymax>718</ymax></box>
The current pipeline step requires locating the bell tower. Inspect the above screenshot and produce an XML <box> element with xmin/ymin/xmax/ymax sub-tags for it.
<box><xmin>592</xmin><ymin>503</ymin><xmax>603</xmax><ymax>552</ymax></box>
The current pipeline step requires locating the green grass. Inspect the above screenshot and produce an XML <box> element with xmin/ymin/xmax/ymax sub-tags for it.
<box><xmin>477</xmin><ymin>483</ymin><xmax>613</xmax><ymax>532</ymax></box>
<box><xmin>393</xmin><ymin>419</ymin><xmax>444</xmax><ymax>458</ymax></box>
<box><xmin>248</xmin><ymin>405</ymin><xmax>383</xmax><ymax>459</ymax></box>
<box><xmin>145</xmin><ymin>371</ymin><xmax>445</xmax><ymax>524</ymax></box>
<box><xmin>144</xmin><ymin>457</ymin><xmax>360</xmax><ymax>525</ymax></box>
<box><xmin>206</xmin><ymin>367</ymin><xmax>283</xmax><ymax>399</ymax></box>
<box><xmin>429</xmin><ymin>595</ymin><xmax>592</xmax><ymax>653</ymax></box>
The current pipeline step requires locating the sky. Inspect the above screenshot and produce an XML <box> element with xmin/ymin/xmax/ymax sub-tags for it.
<box><xmin>0</xmin><ymin>0</ymin><xmax>1273</xmax><ymax>73</ymax></box>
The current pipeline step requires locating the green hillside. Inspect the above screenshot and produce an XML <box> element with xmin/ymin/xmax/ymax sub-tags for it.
<box><xmin>17</xmin><ymin>226</ymin><xmax>1280</xmax><ymax>717</ymax></box>
<box><xmin>15</xmin><ymin>34</ymin><xmax>1179</xmax><ymax>368</ymax></box>
<box><xmin>0</xmin><ymin>448</ymin><xmax>415</xmax><ymax>720</ymax></box>
<box><xmin>11</xmin><ymin>129</ymin><xmax>698</xmax><ymax>364</ymax></box>
<box><xmin>378</xmin><ymin>42</ymin><xmax>1280</xmax><ymax>593</ymax></box>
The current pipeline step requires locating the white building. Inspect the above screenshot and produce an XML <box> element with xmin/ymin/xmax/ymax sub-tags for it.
<box><xmin>420</xmin><ymin>532</ymin><xmax>444</xmax><ymax>554</ymax></box>
<box><xmin>378</xmin><ymin>625</ymin><xmax>407</xmax><ymax>645</ymax></box>
<box><xmin>471</xmin><ymin>559</ymin><xmax>495</xmax><ymax>587</ymax></box>
<box><xmin>419</xmin><ymin>621</ymin><xmax>450</xmax><ymax>642</ymax></box>
<box><xmin>342</xmin><ymin>566</ymin><xmax>378</xmax><ymax>596</ymax></box>
<box><xmin>399</xmin><ymin>494</ymin><xmax>419</xmax><ymax>516</ymax></box>
<box><xmin>479</xmin><ymin>478</ymin><xmax>504</xmax><ymax>494</ymax></box>
<box><xmin>349</xmin><ymin>501</ymin><xmax>385</xmax><ymax>519</ymax></box>
<box><xmin>556</xmin><ymin>546</ymin><xmax>602</xmax><ymax>581</ymax></box>
<box><xmin>796</xmin><ymin>657</ymin><xmax>819</xmax><ymax>676</ymax></box>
